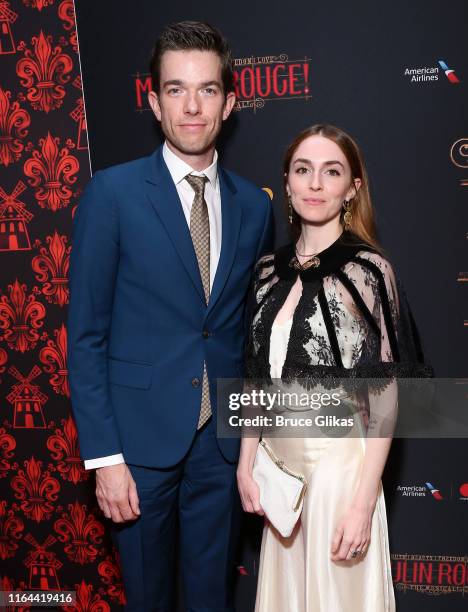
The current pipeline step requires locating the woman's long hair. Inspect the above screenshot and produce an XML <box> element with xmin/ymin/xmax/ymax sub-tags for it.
<box><xmin>283</xmin><ymin>124</ymin><xmax>381</xmax><ymax>251</ymax></box>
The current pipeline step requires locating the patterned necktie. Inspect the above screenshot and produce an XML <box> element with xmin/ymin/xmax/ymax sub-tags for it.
<box><xmin>185</xmin><ymin>173</ymin><xmax>212</xmax><ymax>429</ymax></box>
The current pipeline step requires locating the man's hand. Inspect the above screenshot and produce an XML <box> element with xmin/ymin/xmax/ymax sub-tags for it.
<box><xmin>95</xmin><ymin>463</ymin><xmax>140</xmax><ymax>522</ymax></box>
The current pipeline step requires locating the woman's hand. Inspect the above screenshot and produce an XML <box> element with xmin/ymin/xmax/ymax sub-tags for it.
<box><xmin>237</xmin><ymin>468</ymin><xmax>264</xmax><ymax>515</ymax></box>
<box><xmin>330</xmin><ymin>500</ymin><xmax>374</xmax><ymax>561</ymax></box>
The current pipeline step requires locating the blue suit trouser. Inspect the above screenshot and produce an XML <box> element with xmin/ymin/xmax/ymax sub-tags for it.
<box><xmin>110</xmin><ymin>418</ymin><xmax>240</xmax><ymax>612</ymax></box>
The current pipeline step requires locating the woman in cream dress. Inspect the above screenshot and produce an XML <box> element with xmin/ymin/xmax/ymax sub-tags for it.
<box><xmin>237</xmin><ymin>125</ymin><xmax>431</xmax><ymax>612</ymax></box>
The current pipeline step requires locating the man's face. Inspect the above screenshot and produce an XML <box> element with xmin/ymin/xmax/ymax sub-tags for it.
<box><xmin>149</xmin><ymin>50</ymin><xmax>236</xmax><ymax>158</ymax></box>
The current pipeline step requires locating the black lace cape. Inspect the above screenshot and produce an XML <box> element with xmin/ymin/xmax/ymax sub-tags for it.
<box><xmin>244</xmin><ymin>232</ymin><xmax>433</xmax><ymax>391</ymax></box>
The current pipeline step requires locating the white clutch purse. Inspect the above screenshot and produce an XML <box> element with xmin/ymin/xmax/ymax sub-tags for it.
<box><xmin>252</xmin><ymin>439</ymin><xmax>308</xmax><ymax>538</ymax></box>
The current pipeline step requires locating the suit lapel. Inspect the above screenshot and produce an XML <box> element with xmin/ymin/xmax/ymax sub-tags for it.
<box><xmin>206</xmin><ymin>166</ymin><xmax>242</xmax><ymax>317</ymax></box>
<box><xmin>144</xmin><ymin>147</ymin><xmax>206</xmax><ymax>302</ymax></box>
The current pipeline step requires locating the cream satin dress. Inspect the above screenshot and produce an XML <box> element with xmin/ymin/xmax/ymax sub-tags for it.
<box><xmin>254</xmin><ymin>313</ymin><xmax>396</xmax><ymax>612</ymax></box>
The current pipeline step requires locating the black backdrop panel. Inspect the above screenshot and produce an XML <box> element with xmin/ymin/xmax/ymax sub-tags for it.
<box><xmin>75</xmin><ymin>1</ymin><xmax>468</xmax><ymax>609</ymax></box>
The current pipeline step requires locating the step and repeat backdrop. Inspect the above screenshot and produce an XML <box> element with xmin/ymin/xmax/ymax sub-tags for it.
<box><xmin>0</xmin><ymin>1</ymin><xmax>126</xmax><ymax>610</ymax></box>
<box><xmin>1</xmin><ymin>0</ymin><xmax>467</xmax><ymax>610</ymax></box>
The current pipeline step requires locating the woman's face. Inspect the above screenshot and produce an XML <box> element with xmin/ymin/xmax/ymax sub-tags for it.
<box><xmin>286</xmin><ymin>135</ymin><xmax>361</xmax><ymax>227</ymax></box>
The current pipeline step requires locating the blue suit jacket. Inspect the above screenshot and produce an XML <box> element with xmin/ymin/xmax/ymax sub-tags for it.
<box><xmin>67</xmin><ymin>146</ymin><xmax>273</xmax><ymax>468</ymax></box>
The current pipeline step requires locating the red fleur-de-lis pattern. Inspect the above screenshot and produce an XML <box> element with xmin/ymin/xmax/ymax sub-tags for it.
<box><xmin>16</xmin><ymin>30</ymin><xmax>73</xmax><ymax>113</ymax></box>
<box><xmin>24</xmin><ymin>131</ymin><xmax>79</xmax><ymax>211</ymax></box>
<box><xmin>32</xmin><ymin>231</ymin><xmax>71</xmax><ymax>305</ymax></box>
<box><xmin>54</xmin><ymin>501</ymin><xmax>105</xmax><ymax>565</ymax></box>
<box><xmin>1</xmin><ymin>2</ymin><xmax>125</xmax><ymax>608</ymax></box>
<box><xmin>0</xmin><ymin>88</ymin><xmax>30</xmax><ymax>166</ymax></box>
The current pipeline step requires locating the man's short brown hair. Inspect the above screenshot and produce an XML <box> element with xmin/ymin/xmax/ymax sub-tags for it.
<box><xmin>150</xmin><ymin>21</ymin><xmax>235</xmax><ymax>96</ymax></box>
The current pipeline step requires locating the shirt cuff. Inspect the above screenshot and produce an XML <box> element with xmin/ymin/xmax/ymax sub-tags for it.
<box><xmin>84</xmin><ymin>453</ymin><xmax>125</xmax><ymax>470</ymax></box>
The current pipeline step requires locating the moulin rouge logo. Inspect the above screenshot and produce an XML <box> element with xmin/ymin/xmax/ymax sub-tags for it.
<box><xmin>133</xmin><ymin>53</ymin><xmax>311</xmax><ymax>113</ymax></box>
<box><xmin>232</xmin><ymin>54</ymin><xmax>310</xmax><ymax>110</ymax></box>
<box><xmin>391</xmin><ymin>554</ymin><xmax>468</xmax><ymax>595</ymax></box>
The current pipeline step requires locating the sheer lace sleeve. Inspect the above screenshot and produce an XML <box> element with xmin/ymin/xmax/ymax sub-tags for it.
<box><xmin>244</xmin><ymin>253</ymin><xmax>276</xmax><ymax>379</ymax></box>
<box><xmin>350</xmin><ymin>251</ymin><xmax>433</xmax><ymax>379</ymax></box>
<box><xmin>344</xmin><ymin>251</ymin><xmax>432</xmax><ymax>436</ymax></box>
<box><xmin>240</xmin><ymin>254</ymin><xmax>277</xmax><ymax>436</ymax></box>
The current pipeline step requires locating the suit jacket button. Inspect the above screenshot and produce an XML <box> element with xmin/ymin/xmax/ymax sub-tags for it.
<box><xmin>191</xmin><ymin>377</ymin><xmax>200</xmax><ymax>388</ymax></box>
<box><xmin>202</xmin><ymin>330</ymin><xmax>210</xmax><ymax>339</ymax></box>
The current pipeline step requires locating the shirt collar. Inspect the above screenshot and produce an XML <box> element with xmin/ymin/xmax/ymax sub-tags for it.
<box><xmin>162</xmin><ymin>141</ymin><xmax>218</xmax><ymax>187</ymax></box>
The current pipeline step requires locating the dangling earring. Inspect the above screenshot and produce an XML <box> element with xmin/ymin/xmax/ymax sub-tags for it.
<box><xmin>342</xmin><ymin>199</ymin><xmax>352</xmax><ymax>231</ymax></box>
<box><xmin>288</xmin><ymin>195</ymin><xmax>293</xmax><ymax>224</ymax></box>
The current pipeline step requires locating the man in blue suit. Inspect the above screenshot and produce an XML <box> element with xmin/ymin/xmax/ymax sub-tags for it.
<box><xmin>68</xmin><ymin>21</ymin><xmax>272</xmax><ymax>612</ymax></box>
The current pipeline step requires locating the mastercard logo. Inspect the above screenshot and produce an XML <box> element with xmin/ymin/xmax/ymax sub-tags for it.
<box><xmin>459</xmin><ymin>483</ymin><xmax>468</xmax><ymax>498</ymax></box>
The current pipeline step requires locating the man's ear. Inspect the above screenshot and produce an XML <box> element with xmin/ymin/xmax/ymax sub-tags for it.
<box><xmin>148</xmin><ymin>90</ymin><xmax>162</xmax><ymax>122</ymax></box>
<box><xmin>222</xmin><ymin>91</ymin><xmax>236</xmax><ymax>120</ymax></box>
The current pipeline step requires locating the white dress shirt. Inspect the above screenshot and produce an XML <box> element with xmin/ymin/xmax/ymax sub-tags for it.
<box><xmin>83</xmin><ymin>142</ymin><xmax>222</xmax><ymax>470</ymax></box>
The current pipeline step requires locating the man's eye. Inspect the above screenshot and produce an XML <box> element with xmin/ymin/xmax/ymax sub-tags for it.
<box><xmin>203</xmin><ymin>88</ymin><xmax>217</xmax><ymax>95</ymax></box>
<box><xmin>168</xmin><ymin>88</ymin><xmax>182</xmax><ymax>95</ymax></box>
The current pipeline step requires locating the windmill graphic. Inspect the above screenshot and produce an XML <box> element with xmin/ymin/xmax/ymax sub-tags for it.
<box><xmin>24</xmin><ymin>534</ymin><xmax>62</xmax><ymax>590</ymax></box>
<box><xmin>7</xmin><ymin>366</ymin><xmax>47</xmax><ymax>429</ymax></box>
<box><xmin>0</xmin><ymin>2</ymin><xmax>18</xmax><ymax>55</ymax></box>
<box><xmin>0</xmin><ymin>181</ymin><xmax>33</xmax><ymax>251</ymax></box>
<box><xmin>70</xmin><ymin>98</ymin><xmax>88</xmax><ymax>150</ymax></box>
